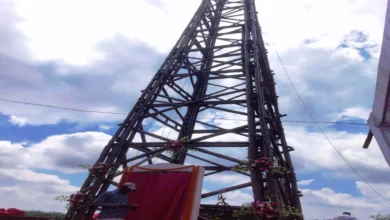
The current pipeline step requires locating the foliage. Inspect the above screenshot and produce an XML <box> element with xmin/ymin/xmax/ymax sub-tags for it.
<box><xmin>54</xmin><ymin>195</ymin><xmax>68</xmax><ymax>202</ymax></box>
<box><xmin>165</xmin><ymin>136</ymin><xmax>197</xmax><ymax>156</ymax></box>
<box><xmin>251</xmin><ymin>200</ymin><xmax>278</xmax><ymax>218</ymax></box>
<box><xmin>55</xmin><ymin>137</ymin><xmax>196</xmax><ymax>214</ymax></box>
<box><xmin>271</xmin><ymin>166</ymin><xmax>291</xmax><ymax>175</ymax></box>
<box><xmin>54</xmin><ymin>195</ymin><xmax>70</xmax><ymax>210</ymax></box>
<box><xmin>279</xmin><ymin>206</ymin><xmax>302</xmax><ymax>218</ymax></box>
<box><xmin>250</xmin><ymin>157</ymin><xmax>272</xmax><ymax>172</ymax></box>
<box><xmin>24</xmin><ymin>210</ymin><xmax>65</xmax><ymax>220</ymax></box>
<box><xmin>233</xmin><ymin>201</ymin><xmax>302</xmax><ymax>219</ymax></box>
<box><xmin>79</xmin><ymin>163</ymin><xmax>119</xmax><ymax>176</ymax></box>
<box><xmin>231</xmin><ymin>160</ymin><xmax>250</xmax><ymax>172</ymax></box>
<box><xmin>54</xmin><ymin>190</ymin><xmax>94</xmax><ymax>212</ymax></box>
<box><xmin>231</xmin><ymin>157</ymin><xmax>290</xmax><ymax>175</ymax></box>
<box><xmin>78</xmin><ymin>164</ymin><xmax>92</xmax><ymax>170</ymax></box>
<box><xmin>370</xmin><ymin>214</ymin><xmax>390</xmax><ymax>220</ymax></box>
<box><xmin>233</xmin><ymin>204</ymin><xmax>257</xmax><ymax>219</ymax></box>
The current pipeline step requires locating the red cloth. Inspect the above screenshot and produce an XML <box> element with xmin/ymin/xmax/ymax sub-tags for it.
<box><xmin>124</xmin><ymin>172</ymin><xmax>192</xmax><ymax>220</ymax></box>
<box><xmin>0</xmin><ymin>208</ymin><xmax>25</xmax><ymax>216</ymax></box>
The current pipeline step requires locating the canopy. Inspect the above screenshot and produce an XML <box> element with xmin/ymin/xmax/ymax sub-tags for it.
<box><xmin>364</xmin><ymin>0</ymin><xmax>390</xmax><ymax>166</ymax></box>
<box><xmin>118</xmin><ymin>163</ymin><xmax>204</xmax><ymax>220</ymax></box>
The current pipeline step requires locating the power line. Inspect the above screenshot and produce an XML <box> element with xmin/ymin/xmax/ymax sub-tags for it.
<box><xmin>0</xmin><ymin>97</ymin><xmax>367</xmax><ymax>126</ymax></box>
<box><xmin>272</xmin><ymin>42</ymin><xmax>390</xmax><ymax>205</ymax></box>
<box><xmin>0</xmin><ymin>98</ymin><xmax>124</xmax><ymax>115</ymax></box>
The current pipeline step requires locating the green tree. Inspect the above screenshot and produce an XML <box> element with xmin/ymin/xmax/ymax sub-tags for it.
<box><xmin>24</xmin><ymin>210</ymin><xmax>65</xmax><ymax>220</ymax></box>
<box><xmin>369</xmin><ymin>214</ymin><xmax>390</xmax><ymax>220</ymax></box>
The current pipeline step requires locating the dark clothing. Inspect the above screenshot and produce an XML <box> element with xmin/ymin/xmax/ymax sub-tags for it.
<box><xmin>93</xmin><ymin>190</ymin><xmax>128</xmax><ymax>219</ymax></box>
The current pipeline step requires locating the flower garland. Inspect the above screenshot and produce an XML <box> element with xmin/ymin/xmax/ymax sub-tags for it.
<box><xmin>271</xmin><ymin>166</ymin><xmax>291</xmax><ymax>175</ymax></box>
<box><xmin>65</xmin><ymin>190</ymin><xmax>94</xmax><ymax>210</ymax></box>
<box><xmin>89</xmin><ymin>163</ymin><xmax>110</xmax><ymax>177</ymax></box>
<box><xmin>165</xmin><ymin>136</ymin><xmax>197</xmax><ymax>156</ymax></box>
<box><xmin>67</xmin><ymin>192</ymin><xmax>86</xmax><ymax>209</ymax></box>
<box><xmin>279</xmin><ymin>206</ymin><xmax>303</xmax><ymax>218</ymax></box>
<box><xmin>232</xmin><ymin>204</ymin><xmax>255</xmax><ymax>219</ymax></box>
<box><xmin>233</xmin><ymin>202</ymin><xmax>302</xmax><ymax>219</ymax></box>
<box><xmin>250</xmin><ymin>157</ymin><xmax>272</xmax><ymax>172</ymax></box>
<box><xmin>252</xmin><ymin>201</ymin><xmax>278</xmax><ymax>219</ymax></box>
<box><xmin>232</xmin><ymin>157</ymin><xmax>290</xmax><ymax>175</ymax></box>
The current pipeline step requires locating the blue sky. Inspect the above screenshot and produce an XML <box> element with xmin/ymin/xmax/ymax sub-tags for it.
<box><xmin>0</xmin><ymin>0</ymin><xmax>390</xmax><ymax>219</ymax></box>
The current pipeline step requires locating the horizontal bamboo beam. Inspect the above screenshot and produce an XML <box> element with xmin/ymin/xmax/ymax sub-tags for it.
<box><xmin>201</xmin><ymin>182</ymin><xmax>252</xmax><ymax>198</ymax></box>
<box><xmin>126</xmin><ymin>141</ymin><xmax>249</xmax><ymax>147</ymax></box>
<box><xmin>132</xmin><ymin>147</ymin><xmax>175</xmax><ymax>163</ymax></box>
<box><xmin>196</xmin><ymin>148</ymin><xmax>243</xmax><ymax>163</ymax></box>
<box><xmin>121</xmin><ymin>148</ymin><xmax>165</xmax><ymax>164</ymax></box>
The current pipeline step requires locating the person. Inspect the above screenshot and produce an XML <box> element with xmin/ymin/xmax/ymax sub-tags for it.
<box><xmin>334</xmin><ymin>212</ymin><xmax>357</xmax><ymax>220</ymax></box>
<box><xmin>93</xmin><ymin>182</ymin><xmax>138</xmax><ymax>220</ymax></box>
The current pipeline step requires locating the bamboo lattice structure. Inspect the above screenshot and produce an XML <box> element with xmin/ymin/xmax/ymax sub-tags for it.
<box><xmin>64</xmin><ymin>0</ymin><xmax>302</xmax><ymax>219</ymax></box>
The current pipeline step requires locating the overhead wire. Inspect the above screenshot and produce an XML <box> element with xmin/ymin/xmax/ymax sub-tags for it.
<box><xmin>0</xmin><ymin>97</ymin><xmax>367</xmax><ymax>125</ymax></box>
<box><xmin>271</xmin><ymin>41</ymin><xmax>390</xmax><ymax>205</ymax></box>
<box><xmin>129</xmin><ymin>118</ymin><xmax>156</xmax><ymax>166</ymax></box>
<box><xmin>0</xmin><ymin>35</ymin><xmax>380</xmax><ymax>202</ymax></box>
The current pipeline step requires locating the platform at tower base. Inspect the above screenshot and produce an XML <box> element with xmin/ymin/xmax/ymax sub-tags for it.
<box><xmin>118</xmin><ymin>163</ymin><xmax>204</xmax><ymax>220</ymax></box>
<box><xmin>0</xmin><ymin>217</ymin><xmax>49</xmax><ymax>220</ymax></box>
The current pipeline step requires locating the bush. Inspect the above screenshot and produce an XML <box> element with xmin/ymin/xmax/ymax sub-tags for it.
<box><xmin>24</xmin><ymin>210</ymin><xmax>65</xmax><ymax>220</ymax></box>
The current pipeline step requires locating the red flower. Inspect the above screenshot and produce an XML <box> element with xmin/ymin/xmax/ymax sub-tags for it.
<box><xmin>89</xmin><ymin>163</ymin><xmax>109</xmax><ymax>176</ymax></box>
<box><xmin>68</xmin><ymin>192</ymin><xmax>86</xmax><ymax>208</ymax></box>
<box><xmin>167</xmin><ymin>140</ymin><xmax>185</xmax><ymax>150</ymax></box>
<box><xmin>251</xmin><ymin>200</ymin><xmax>279</xmax><ymax>218</ymax></box>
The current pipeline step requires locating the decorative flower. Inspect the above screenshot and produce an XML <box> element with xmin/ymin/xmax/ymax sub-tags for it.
<box><xmin>164</xmin><ymin>137</ymin><xmax>196</xmax><ymax>156</ymax></box>
<box><xmin>89</xmin><ymin>163</ymin><xmax>109</xmax><ymax>176</ymax></box>
<box><xmin>250</xmin><ymin>157</ymin><xmax>272</xmax><ymax>172</ymax></box>
<box><xmin>250</xmin><ymin>200</ymin><xmax>279</xmax><ymax>219</ymax></box>
<box><xmin>67</xmin><ymin>192</ymin><xmax>86</xmax><ymax>208</ymax></box>
<box><xmin>234</xmin><ymin>202</ymin><xmax>301</xmax><ymax>219</ymax></box>
<box><xmin>166</xmin><ymin>140</ymin><xmax>185</xmax><ymax>150</ymax></box>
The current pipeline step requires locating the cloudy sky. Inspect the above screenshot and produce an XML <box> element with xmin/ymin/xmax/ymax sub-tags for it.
<box><xmin>0</xmin><ymin>0</ymin><xmax>390</xmax><ymax>219</ymax></box>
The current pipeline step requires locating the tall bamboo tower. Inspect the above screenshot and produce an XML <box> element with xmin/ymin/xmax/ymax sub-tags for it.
<box><xmin>65</xmin><ymin>0</ymin><xmax>302</xmax><ymax>219</ymax></box>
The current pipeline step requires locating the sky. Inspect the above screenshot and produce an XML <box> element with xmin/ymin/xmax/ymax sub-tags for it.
<box><xmin>0</xmin><ymin>0</ymin><xmax>389</xmax><ymax>219</ymax></box>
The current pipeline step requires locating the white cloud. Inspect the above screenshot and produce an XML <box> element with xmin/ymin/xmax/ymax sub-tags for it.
<box><xmin>27</xmin><ymin>132</ymin><xmax>111</xmax><ymax>173</ymax></box>
<box><xmin>300</xmin><ymin>182</ymin><xmax>390</xmax><ymax>219</ymax></box>
<box><xmin>0</xmin><ymin>141</ymin><xmax>80</xmax><ymax>211</ymax></box>
<box><xmin>201</xmin><ymin>180</ymin><xmax>390</xmax><ymax>219</ymax></box>
<box><xmin>337</xmin><ymin>106</ymin><xmax>371</xmax><ymax>120</ymax></box>
<box><xmin>1</xmin><ymin>125</ymin><xmax>390</xmax><ymax>216</ymax></box>
<box><xmin>98</xmin><ymin>124</ymin><xmax>112</xmax><ymax>131</ymax></box>
<box><xmin>356</xmin><ymin>181</ymin><xmax>390</xmax><ymax>199</ymax></box>
<box><xmin>0</xmin><ymin>180</ymin><xmax>78</xmax><ymax>212</ymax></box>
<box><xmin>8</xmin><ymin>115</ymin><xmax>28</xmax><ymax>126</ymax></box>
<box><xmin>0</xmin><ymin>0</ymin><xmax>385</xmax><ymax>127</ymax></box>
<box><xmin>0</xmin><ymin>0</ymin><xmax>390</xmax><ymax>218</ymax></box>
<box><xmin>204</xmin><ymin>173</ymin><xmax>250</xmax><ymax>187</ymax></box>
<box><xmin>194</xmin><ymin>110</ymin><xmax>390</xmax><ymax>183</ymax></box>
<box><xmin>0</xmin><ymin>132</ymin><xmax>114</xmax><ymax>212</ymax></box>
<box><xmin>305</xmin><ymin>187</ymin><xmax>378</xmax><ymax>209</ymax></box>
<box><xmin>298</xmin><ymin>179</ymin><xmax>315</xmax><ymax>186</ymax></box>
<box><xmin>258</xmin><ymin>0</ymin><xmax>386</xmax><ymax>54</ymax></box>
<box><xmin>0</xmin><ymin>141</ymin><xmax>31</xmax><ymax>169</ymax></box>
<box><xmin>0</xmin><ymin>34</ymin><xmax>160</xmax><ymax>125</ymax></box>
<box><xmin>285</xmin><ymin>126</ymin><xmax>390</xmax><ymax>178</ymax></box>
<box><xmin>0</xmin><ymin>130</ymin><xmax>175</xmax><ymax>211</ymax></box>
<box><xmin>201</xmin><ymin>189</ymin><xmax>253</xmax><ymax>206</ymax></box>
<box><xmin>13</xmin><ymin>0</ymin><xmax>385</xmax><ymax>66</ymax></box>
<box><xmin>13</xmin><ymin>0</ymin><xmax>202</xmax><ymax>65</ymax></box>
